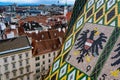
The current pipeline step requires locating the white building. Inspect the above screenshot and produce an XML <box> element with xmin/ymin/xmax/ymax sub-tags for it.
<box><xmin>0</xmin><ymin>36</ymin><xmax>34</xmax><ymax>80</ymax></box>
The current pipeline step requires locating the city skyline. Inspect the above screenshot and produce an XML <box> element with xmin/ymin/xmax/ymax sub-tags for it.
<box><xmin>0</xmin><ymin>0</ymin><xmax>75</xmax><ymax>5</ymax></box>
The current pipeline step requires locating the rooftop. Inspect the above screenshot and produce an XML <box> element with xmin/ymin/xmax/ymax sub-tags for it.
<box><xmin>18</xmin><ymin>15</ymin><xmax>68</xmax><ymax>28</ymax></box>
<box><xmin>24</xmin><ymin>29</ymin><xmax>66</xmax><ymax>41</ymax></box>
<box><xmin>33</xmin><ymin>38</ymin><xmax>61</xmax><ymax>56</ymax></box>
<box><xmin>0</xmin><ymin>36</ymin><xmax>31</xmax><ymax>54</ymax></box>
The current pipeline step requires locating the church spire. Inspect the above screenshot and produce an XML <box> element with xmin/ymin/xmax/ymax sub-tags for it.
<box><xmin>64</xmin><ymin>0</ymin><xmax>68</xmax><ymax>16</ymax></box>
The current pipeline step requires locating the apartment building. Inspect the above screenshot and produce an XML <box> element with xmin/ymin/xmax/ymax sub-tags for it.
<box><xmin>0</xmin><ymin>36</ymin><xmax>34</xmax><ymax>80</ymax></box>
<box><xmin>32</xmin><ymin>38</ymin><xmax>61</xmax><ymax>80</ymax></box>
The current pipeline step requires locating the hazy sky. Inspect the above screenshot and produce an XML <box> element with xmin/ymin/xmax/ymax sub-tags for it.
<box><xmin>0</xmin><ymin>0</ymin><xmax>75</xmax><ymax>5</ymax></box>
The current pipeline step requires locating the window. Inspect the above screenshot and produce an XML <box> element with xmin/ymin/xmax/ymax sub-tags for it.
<box><xmin>26</xmin><ymin>67</ymin><xmax>30</xmax><ymax>72</ymax></box>
<box><xmin>27</xmin><ymin>75</ymin><xmax>30</xmax><ymax>80</ymax></box>
<box><xmin>42</xmin><ymin>67</ymin><xmax>45</xmax><ymax>70</ymax></box>
<box><xmin>43</xmin><ymin>61</ymin><xmax>45</xmax><ymax>64</ymax></box>
<box><xmin>48</xmin><ymin>59</ymin><xmax>51</xmax><ymax>63</ymax></box>
<box><xmin>20</xmin><ymin>77</ymin><xmax>23</xmax><ymax>80</ymax></box>
<box><xmin>25</xmin><ymin>53</ymin><xmax>29</xmax><ymax>57</ymax></box>
<box><xmin>26</xmin><ymin>59</ymin><xmax>29</xmax><ymax>64</ymax></box>
<box><xmin>12</xmin><ymin>63</ymin><xmax>16</xmax><ymax>68</ymax></box>
<box><xmin>53</xmin><ymin>45</ymin><xmax>57</xmax><ymax>49</ymax></box>
<box><xmin>53</xmin><ymin>52</ymin><xmax>55</xmax><ymax>56</ymax></box>
<box><xmin>20</xmin><ymin>69</ymin><xmax>23</xmax><ymax>74</ymax></box>
<box><xmin>36</xmin><ymin>75</ymin><xmax>40</xmax><ymax>79</ymax></box>
<box><xmin>13</xmin><ymin>71</ymin><xmax>16</xmax><ymax>76</ymax></box>
<box><xmin>35</xmin><ymin>57</ymin><xmax>40</xmax><ymax>61</ymax></box>
<box><xmin>49</xmin><ymin>65</ymin><xmax>51</xmax><ymax>68</ymax></box>
<box><xmin>48</xmin><ymin>54</ymin><xmax>51</xmax><ymax>57</ymax></box>
<box><xmin>4</xmin><ymin>64</ymin><xmax>8</xmax><ymax>71</ymax></box>
<box><xmin>11</xmin><ymin>56</ymin><xmax>15</xmax><ymax>61</ymax></box>
<box><xmin>42</xmin><ymin>55</ymin><xmax>45</xmax><ymax>59</ymax></box>
<box><xmin>0</xmin><ymin>76</ymin><xmax>1</xmax><ymax>80</ymax></box>
<box><xmin>19</xmin><ymin>61</ymin><xmax>22</xmax><ymax>66</ymax></box>
<box><xmin>54</xmin><ymin>33</ymin><xmax>57</xmax><ymax>36</ymax></box>
<box><xmin>5</xmin><ymin>73</ymin><xmax>9</xmax><ymax>79</ymax></box>
<box><xmin>36</xmin><ymin>63</ymin><xmax>40</xmax><ymax>67</ymax></box>
<box><xmin>3</xmin><ymin>58</ymin><xmax>7</xmax><ymax>63</ymax></box>
<box><xmin>42</xmin><ymin>34</ymin><xmax>44</xmax><ymax>38</ymax></box>
<box><xmin>19</xmin><ymin>54</ymin><xmax>22</xmax><ymax>59</ymax></box>
<box><xmin>36</xmin><ymin>69</ymin><xmax>40</xmax><ymax>73</ymax></box>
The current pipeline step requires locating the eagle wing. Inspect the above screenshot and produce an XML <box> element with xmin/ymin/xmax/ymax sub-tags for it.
<box><xmin>75</xmin><ymin>30</ymin><xmax>89</xmax><ymax>63</ymax></box>
<box><xmin>111</xmin><ymin>43</ymin><xmax>120</xmax><ymax>67</ymax></box>
<box><xmin>111</xmin><ymin>43</ymin><xmax>120</xmax><ymax>59</ymax></box>
<box><xmin>75</xmin><ymin>30</ymin><xmax>89</xmax><ymax>49</ymax></box>
<box><xmin>90</xmin><ymin>33</ymin><xmax>107</xmax><ymax>56</ymax></box>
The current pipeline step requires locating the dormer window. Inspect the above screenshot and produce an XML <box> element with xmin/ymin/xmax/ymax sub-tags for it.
<box><xmin>54</xmin><ymin>33</ymin><xmax>57</xmax><ymax>36</ymax></box>
<box><xmin>42</xmin><ymin>34</ymin><xmax>44</xmax><ymax>39</ymax></box>
<box><xmin>53</xmin><ymin>45</ymin><xmax>57</xmax><ymax>49</ymax></box>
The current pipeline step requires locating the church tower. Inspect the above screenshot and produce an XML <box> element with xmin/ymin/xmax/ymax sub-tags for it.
<box><xmin>64</xmin><ymin>0</ymin><xmax>68</xmax><ymax>17</ymax></box>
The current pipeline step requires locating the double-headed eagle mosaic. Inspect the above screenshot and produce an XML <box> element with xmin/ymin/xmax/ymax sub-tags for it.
<box><xmin>75</xmin><ymin>29</ymin><xmax>107</xmax><ymax>63</ymax></box>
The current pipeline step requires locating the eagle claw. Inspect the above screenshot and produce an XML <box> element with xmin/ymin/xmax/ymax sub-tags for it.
<box><xmin>76</xmin><ymin>56</ymin><xmax>83</xmax><ymax>63</ymax></box>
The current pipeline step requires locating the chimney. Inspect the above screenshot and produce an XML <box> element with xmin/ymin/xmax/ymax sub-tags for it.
<box><xmin>35</xmin><ymin>30</ymin><xmax>38</xmax><ymax>34</ymax></box>
<box><xmin>58</xmin><ymin>28</ymin><xmax>61</xmax><ymax>32</ymax></box>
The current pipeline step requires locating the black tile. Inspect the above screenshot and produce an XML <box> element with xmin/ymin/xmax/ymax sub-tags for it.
<box><xmin>107</xmin><ymin>8</ymin><xmax>115</xmax><ymax>22</ymax></box>
<box><xmin>96</xmin><ymin>8</ymin><xmax>103</xmax><ymax>20</ymax></box>
<box><xmin>86</xmin><ymin>8</ymin><xmax>93</xmax><ymax>19</ymax></box>
<box><xmin>51</xmin><ymin>74</ymin><xmax>57</xmax><ymax>80</ymax></box>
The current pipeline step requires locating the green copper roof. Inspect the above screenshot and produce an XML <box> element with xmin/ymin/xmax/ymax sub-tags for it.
<box><xmin>46</xmin><ymin>0</ymin><xmax>120</xmax><ymax>80</ymax></box>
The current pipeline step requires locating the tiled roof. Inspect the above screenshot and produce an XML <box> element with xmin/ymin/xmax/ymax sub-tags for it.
<box><xmin>18</xmin><ymin>15</ymin><xmax>48</xmax><ymax>26</ymax></box>
<box><xmin>22</xmin><ymin>29</ymin><xmax>66</xmax><ymax>41</ymax></box>
<box><xmin>48</xmin><ymin>29</ymin><xmax>65</xmax><ymax>39</ymax></box>
<box><xmin>0</xmin><ymin>36</ymin><xmax>31</xmax><ymax>54</ymax></box>
<box><xmin>18</xmin><ymin>15</ymin><xmax>68</xmax><ymax>28</ymax></box>
<box><xmin>33</xmin><ymin>38</ymin><xmax>61</xmax><ymax>56</ymax></box>
<box><xmin>25</xmin><ymin>31</ymin><xmax>50</xmax><ymax>41</ymax></box>
<box><xmin>66</xmin><ymin>12</ymin><xmax>72</xmax><ymax>22</ymax></box>
<box><xmin>46</xmin><ymin>0</ymin><xmax>120</xmax><ymax>80</ymax></box>
<box><xmin>18</xmin><ymin>27</ymin><xmax>25</xmax><ymax>35</ymax></box>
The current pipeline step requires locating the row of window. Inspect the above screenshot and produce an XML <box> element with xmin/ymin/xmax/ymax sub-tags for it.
<box><xmin>35</xmin><ymin>65</ymin><xmax>51</xmax><ymax>74</ymax></box>
<box><xmin>3</xmin><ymin>53</ymin><xmax>29</xmax><ymax>63</ymax></box>
<box><xmin>3</xmin><ymin>72</ymin><xmax>30</xmax><ymax>80</ymax></box>
<box><xmin>2</xmin><ymin>66</ymin><xmax>30</xmax><ymax>80</ymax></box>
<box><xmin>35</xmin><ymin>59</ymin><xmax>51</xmax><ymax>67</ymax></box>
<box><xmin>35</xmin><ymin>52</ymin><xmax>56</xmax><ymax>61</ymax></box>
<box><xmin>4</xmin><ymin>59</ymin><xmax>29</xmax><ymax>71</ymax></box>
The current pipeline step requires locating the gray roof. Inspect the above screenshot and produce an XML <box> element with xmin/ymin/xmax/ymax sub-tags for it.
<box><xmin>0</xmin><ymin>36</ymin><xmax>31</xmax><ymax>54</ymax></box>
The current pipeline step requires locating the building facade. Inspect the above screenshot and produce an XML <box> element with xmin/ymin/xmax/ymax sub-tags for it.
<box><xmin>32</xmin><ymin>38</ymin><xmax>61</xmax><ymax>80</ymax></box>
<box><xmin>0</xmin><ymin>36</ymin><xmax>34</xmax><ymax>80</ymax></box>
<box><xmin>33</xmin><ymin>50</ymin><xmax>59</xmax><ymax>80</ymax></box>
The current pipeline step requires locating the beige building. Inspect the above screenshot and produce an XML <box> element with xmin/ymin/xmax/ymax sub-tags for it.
<box><xmin>18</xmin><ymin>21</ymin><xmax>66</xmax><ymax>80</ymax></box>
<box><xmin>0</xmin><ymin>36</ymin><xmax>34</xmax><ymax>80</ymax></box>
<box><xmin>32</xmin><ymin>38</ymin><xmax>61</xmax><ymax>80</ymax></box>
